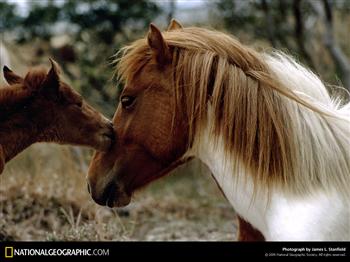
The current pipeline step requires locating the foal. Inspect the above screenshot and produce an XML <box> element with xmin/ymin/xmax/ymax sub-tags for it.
<box><xmin>0</xmin><ymin>59</ymin><xmax>113</xmax><ymax>174</ymax></box>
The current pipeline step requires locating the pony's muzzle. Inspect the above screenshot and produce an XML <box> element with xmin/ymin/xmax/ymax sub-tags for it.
<box><xmin>88</xmin><ymin>178</ymin><xmax>131</xmax><ymax>208</ymax></box>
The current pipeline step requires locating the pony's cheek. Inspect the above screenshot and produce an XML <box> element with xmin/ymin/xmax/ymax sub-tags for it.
<box><xmin>88</xmin><ymin>144</ymin><xmax>120</xmax><ymax>183</ymax></box>
<box><xmin>112</xmin><ymin>145</ymin><xmax>164</xmax><ymax>190</ymax></box>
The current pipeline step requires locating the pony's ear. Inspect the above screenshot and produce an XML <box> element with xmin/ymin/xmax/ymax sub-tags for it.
<box><xmin>42</xmin><ymin>58</ymin><xmax>60</xmax><ymax>97</ymax></box>
<box><xmin>3</xmin><ymin>66</ymin><xmax>23</xmax><ymax>85</ymax></box>
<box><xmin>147</xmin><ymin>23</ymin><xmax>172</xmax><ymax>65</ymax></box>
<box><xmin>167</xmin><ymin>19</ymin><xmax>183</xmax><ymax>31</ymax></box>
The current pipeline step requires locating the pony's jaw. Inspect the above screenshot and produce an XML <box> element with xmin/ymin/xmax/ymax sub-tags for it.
<box><xmin>87</xmin><ymin>144</ymin><xmax>164</xmax><ymax>208</ymax></box>
<box><xmin>88</xmin><ymin>150</ymin><xmax>190</xmax><ymax>208</ymax></box>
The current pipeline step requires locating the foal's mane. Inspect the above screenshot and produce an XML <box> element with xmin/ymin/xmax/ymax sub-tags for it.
<box><xmin>116</xmin><ymin>27</ymin><xmax>350</xmax><ymax>198</ymax></box>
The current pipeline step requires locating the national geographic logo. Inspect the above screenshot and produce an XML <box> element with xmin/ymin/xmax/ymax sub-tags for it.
<box><xmin>5</xmin><ymin>246</ymin><xmax>14</xmax><ymax>258</ymax></box>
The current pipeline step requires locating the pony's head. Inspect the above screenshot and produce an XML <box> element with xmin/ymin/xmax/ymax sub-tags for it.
<box><xmin>88</xmin><ymin>20</ymin><xmax>191</xmax><ymax>207</ymax></box>
<box><xmin>2</xmin><ymin>59</ymin><xmax>114</xmax><ymax>151</ymax></box>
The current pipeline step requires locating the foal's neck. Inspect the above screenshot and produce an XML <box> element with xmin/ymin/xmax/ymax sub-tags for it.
<box><xmin>0</xmin><ymin>118</ymin><xmax>39</xmax><ymax>163</ymax></box>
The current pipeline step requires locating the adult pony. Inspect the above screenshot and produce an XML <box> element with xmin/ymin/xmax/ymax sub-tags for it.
<box><xmin>0</xmin><ymin>60</ymin><xmax>114</xmax><ymax>174</ymax></box>
<box><xmin>88</xmin><ymin>20</ymin><xmax>350</xmax><ymax>241</ymax></box>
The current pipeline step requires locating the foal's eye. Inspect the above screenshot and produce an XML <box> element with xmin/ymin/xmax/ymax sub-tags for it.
<box><xmin>75</xmin><ymin>101</ymin><xmax>83</xmax><ymax>108</ymax></box>
<box><xmin>121</xmin><ymin>95</ymin><xmax>135</xmax><ymax>109</ymax></box>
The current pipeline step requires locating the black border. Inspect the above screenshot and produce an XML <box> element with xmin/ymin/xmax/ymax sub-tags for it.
<box><xmin>0</xmin><ymin>241</ymin><xmax>349</xmax><ymax>260</ymax></box>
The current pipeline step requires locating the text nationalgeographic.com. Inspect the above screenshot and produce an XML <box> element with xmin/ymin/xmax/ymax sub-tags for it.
<box><xmin>5</xmin><ymin>247</ymin><xmax>109</xmax><ymax>257</ymax></box>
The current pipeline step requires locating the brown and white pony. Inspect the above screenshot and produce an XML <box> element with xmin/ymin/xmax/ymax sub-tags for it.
<box><xmin>0</xmin><ymin>59</ymin><xmax>114</xmax><ymax>174</ymax></box>
<box><xmin>88</xmin><ymin>20</ymin><xmax>350</xmax><ymax>241</ymax></box>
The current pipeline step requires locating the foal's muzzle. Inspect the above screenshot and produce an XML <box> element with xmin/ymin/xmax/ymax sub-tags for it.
<box><xmin>96</xmin><ymin>122</ymin><xmax>115</xmax><ymax>151</ymax></box>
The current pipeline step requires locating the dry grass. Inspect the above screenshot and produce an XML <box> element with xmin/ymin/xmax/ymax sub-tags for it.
<box><xmin>0</xmin><ymin>144</ymin><xmax>237</xmax><ymax>241</ymax></box>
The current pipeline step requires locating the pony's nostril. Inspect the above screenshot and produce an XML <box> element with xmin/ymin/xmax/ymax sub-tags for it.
<box><xmin>87</xmin><ymin>182</ymin><xmax>91</xmax><ymax>194</ymax></box>
<box><xmin>101</xmin><ymin>182</ymin><xmax>116</xmax><ymax>207</ymax></box>
<box><xmin>90</xmin><ymin>183</ymin><xmax>114</xmax><ymax>206</ymax></box>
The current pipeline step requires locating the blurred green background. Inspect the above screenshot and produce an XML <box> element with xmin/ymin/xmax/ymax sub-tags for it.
<box><xmin>0</xmin><ymin>0</ymin><xmax>349</xmax><ymax>241</ymax></box>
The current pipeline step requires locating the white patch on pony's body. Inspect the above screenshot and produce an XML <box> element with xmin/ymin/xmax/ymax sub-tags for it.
<box><xmin>190</xmin><ymin>125</ymin><xmax>349</xmax><ymax>240</ymax></box>
<box><xmin>186</xmin><ymin>53</ymin><xmax>350</xmax><ymax>241</ymax></box>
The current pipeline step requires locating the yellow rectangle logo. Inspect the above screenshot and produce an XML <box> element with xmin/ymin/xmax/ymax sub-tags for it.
<box><xmin>5</xmin><ymin>246</ymin><xmax>14</xmax><ymax>258</ymax></box>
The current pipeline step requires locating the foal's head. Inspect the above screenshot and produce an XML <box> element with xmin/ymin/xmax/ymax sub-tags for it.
<box><xmin>88</xmin><ymin>21</ymin><xmax>190</xmax><ymax>207</ymax></box>
<box><xmin>2</xmin><ymin>59</ymin><xmax>114</xmax><ymax>152</ymax></box>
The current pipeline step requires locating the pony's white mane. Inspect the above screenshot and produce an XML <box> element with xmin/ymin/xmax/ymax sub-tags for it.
<box><xmin>265</xmin><ymin>52</ymin><xmax>346</xmax><ymax>109</ymax></box>
<box><xmin>259</xmin><ymin>52</ymin><xmax>350</xmax><ymax>198</ymax></box>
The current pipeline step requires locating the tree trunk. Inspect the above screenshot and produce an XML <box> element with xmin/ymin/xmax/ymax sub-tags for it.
<box><xmin>70</xmin><ymin>147</ymin><xmax>88</xmax><ymax>174</ymax></box>
<box><xmin>309</xmin><ymin>0</ymin><xmax>350</xmax><ymax>91</ymax></box>
<box><xmin>167</xmin><ymin>1</ymin><xmax>176</xmax><ymax>25</ymax></box>
<box><xmin>292</xmin><ymin>0</ymin><xmax>315</xmax><ymax>70</ymax></box>
<box><xmin>261</xmin><ymin>0</ymin><xmax>277</xmax><ymax>48</ymax></box>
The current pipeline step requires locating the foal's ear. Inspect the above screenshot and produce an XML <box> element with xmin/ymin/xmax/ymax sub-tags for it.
<box><xmin>147</xmin><ymin>23</ymin><xmax>172</xmax><ymax>65</ymax></box>
<box><xmin>42</xmin><ymin>58</ymin><xmax>60</xmax><ymax>97</ymax></box>
<box><xmin>167</xmin><ymin>19</ymin><xmax>183</xmax><ymax>31</ymax></box>
<box><xmin>3</xmin><ymin>66</ymin><xmax>23</xmax><ymax>85</ymax></box>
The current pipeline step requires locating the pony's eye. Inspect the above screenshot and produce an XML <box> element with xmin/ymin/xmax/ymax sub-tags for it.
<box><xmin>121</xmin><ymin>95</ymin><xmax>135</xmax><ymax>109</ymax></box>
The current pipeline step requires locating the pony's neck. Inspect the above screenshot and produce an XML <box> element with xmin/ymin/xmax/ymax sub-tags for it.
<box><xmin>189</xmin><ymin>122</ymin><xmax>270</xmax><ymax>237</ymax></box>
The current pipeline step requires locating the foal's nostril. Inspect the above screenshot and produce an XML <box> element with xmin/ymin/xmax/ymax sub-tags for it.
<box><xmin>100</xmin><ymin>123</ymin><xmax>114</xmax><ymax>140</ymax></box>
<box><xmin>109</xmin><ymin>122</ymin><xmax>114</xmax><ymax>131</ymax></box>
<box><xmin>105</xmin><ymin>124</ymin><xmax>115</xmax><ymax>140</ymax></box>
